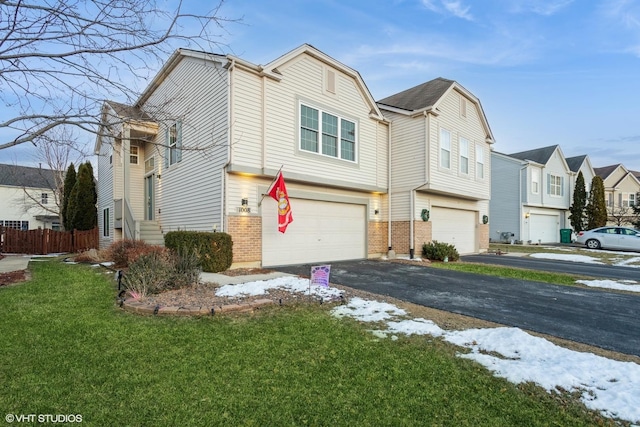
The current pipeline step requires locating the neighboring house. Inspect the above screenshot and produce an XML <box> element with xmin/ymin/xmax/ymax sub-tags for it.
<box><xmin>490</xmin><ymin>145</ymin><xmax>572</xmax><ymax>244</ymax></box>
<box><xmin>376</xmin><ymin>78</ymin><xmax>494</xmax><ymax>256</ymax></box>
<box><xmin>565</xmin><ymin>155</ymin><xmax>595</xmax><ymax>196</ymax></box>
<box><xmin>0</xmin><ymin>164</ymin><xmax>60</xmax><ymax>230</ymax></box>
<box><xmin>95</xmin><ymin>45</ymin><xmax>495</xmax><ymax>266</ymax></box>
<box><xmin>594</xmin><ymin>164</ymin><xmax>640</xmax><ymax>225</ymax></box>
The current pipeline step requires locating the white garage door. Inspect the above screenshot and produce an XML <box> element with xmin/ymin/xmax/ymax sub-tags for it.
<box><xmin>262</xmin><ymin>198</ymin><xmax>366</xmax><ymax>267</ymax></box>
<box><xmin>529</xmin><ymin>214</ymin><xmax>559</xmax><ymax>244</ymax></box>
<box><xmin>431</xmin><ymin>207</ymin><xmax>476</xmax><ymax>255</ymax></box>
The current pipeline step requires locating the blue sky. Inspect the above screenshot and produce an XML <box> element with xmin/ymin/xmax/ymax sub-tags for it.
<box><xmin>2</xmin><ymin>0</ymin><xmax>639</xmax><ymax>172</ymax></box>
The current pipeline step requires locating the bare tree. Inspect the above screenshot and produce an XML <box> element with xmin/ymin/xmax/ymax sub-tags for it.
<box><xmin>608</xmin><ymin>205</ymin><xmax>634</xmax><ymax>226</ymax></box>
<box><xmin>0</xmin><ymin>0</ymin><xmax>235</xmax><ymax>150</ymax></box>
<box><xmin>18</xmin><ymin>126</ymin><xmax>87</xmax><ymax>219</ymax></box>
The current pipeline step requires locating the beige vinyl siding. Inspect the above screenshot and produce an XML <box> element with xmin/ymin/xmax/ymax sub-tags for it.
<box><xmin>143</xmin><ymin>56</ymin><xmax>229</xmax><ymax>233</ymax></box>
<box><xmin>226</xmin><ymin>175</ymin><xmax>382</xmax><ymax>220</ymax></box>
<box><xmin>388</xmin><ymin>111</ymin><xmax>425</xmax><ymax>191</ymax></box>
<box><xmin>261</xmin><ymin>55</ymin><xmax>385</xmax><ymax>188</ymax></box>
<box><xmin>230</xmin><ymin>69</ymin><xmax>264</xmax><ymax>168</ymax></box>
<box><xmin>427</xmin><ymin>90</ymin><xmax>490</xmax><ymax>199</ymax></box>
<box><xmin>128</xmin><ymin>149</ymin><xmax>145</xmax><ymax>219</ymax></box>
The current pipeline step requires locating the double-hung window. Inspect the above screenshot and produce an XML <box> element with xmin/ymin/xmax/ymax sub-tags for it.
<box><xmin>548</xmin><ymin>174</ymin><xmax>562</xmax><ymax>196</ymax></box>
<box><xmin>531</xmin><ymin>169</ymin><xmax>540</xmax><ymax>194</ymax></box>
<box><xmin>41</xmin><ymin>193</ymin><xmax>48</xmax><ymax>205</ymax></box>
<box><xmin>440</xmin><ymin>128</ymin><xmax>451</xmax><ymax>169</ymax></box>
<box><xmin>130</xmin><ymin>145</ymin><xmax>139</xmax><ymax>164</ymax></box>
<box><xmin>165</xmin><ymin>121</ymin><xmax>182</xmax><ymax>168</ymax></box>
<box><xmin>103</xmin><ymin>208</ymin><xmax>110</xmax><ymax>237</ymax></box>
<box><xmin>630</xmin><ymin>193</ymin><xmax>637</xmax><ymax>207</ymax></box>
<box><xmin>475</xmin><ymin>145</ymin><xmax>484</xmax><ymax>179</ymax></box>
<box><xmin>459</xmin><ymin>137</ymin><xmax>469</xmax><ymax>174</ymax></box>
<box><xmin>300</xmin><ymin>104</ymin><xmax>356</xmax><ymax>162</ymax></box>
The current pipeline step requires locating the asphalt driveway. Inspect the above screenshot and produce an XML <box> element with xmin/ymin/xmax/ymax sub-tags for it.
<box><xmin>276</xmin><ymin>259</ymin><xmax>640</xmax><ymax>357</ymax></box>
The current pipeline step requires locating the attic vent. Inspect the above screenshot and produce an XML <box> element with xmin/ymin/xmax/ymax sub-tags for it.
<box><xmin>326</xmin><ymin>69</ymin><xmax>336</xmax><ymax>94</ymax></box>
<box><xmin>460</xmin><ymin>97</ymin><xmax>467</xmax><ymax>118</ymax></box>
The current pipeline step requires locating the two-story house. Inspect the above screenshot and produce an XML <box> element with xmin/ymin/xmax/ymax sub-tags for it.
<box><xmin>594</xmin><ymin>164</ymin><xmax>640</xmax><ymax>225</ymax></box>
<box><xmin>490</xmin><ymin>145</ymin><xmax>572</xmax><ymax>244</ymax></box>
<box><xmin>0</xmin><ymin>164</ymin><xmax>61</xmax><ymax>230</ymax></box>
<box><xmin>377</xmin><ymin>78</ymin><xmax>494</xmax><ymax>256</ymax></box>
<box><xmin>95</xmin><ymin>45</ymin><xmax>496</xmax><ymax>266</ymax></box>
<box><xmin>565</xmin><ymin>155</ymin><xmax>595</xmax><ymax>197</ymax></box>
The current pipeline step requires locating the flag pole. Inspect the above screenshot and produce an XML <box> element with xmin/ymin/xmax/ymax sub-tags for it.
<box><xmin>258</xmin><ymin>165</ymin><xmax>284</xmax><ymax>207</ymax></box>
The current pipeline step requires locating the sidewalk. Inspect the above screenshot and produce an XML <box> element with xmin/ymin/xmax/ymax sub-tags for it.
<box><xmin>0</xmin><ymin>255</ymin><xmax>31</xmax><ymax>273</ymax></box>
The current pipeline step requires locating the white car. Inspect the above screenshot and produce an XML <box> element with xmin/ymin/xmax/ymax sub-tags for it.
<box><xmin>576</xmin><ymin>226</ymin><xmax>640</xmax><ymax>251</ymax></box>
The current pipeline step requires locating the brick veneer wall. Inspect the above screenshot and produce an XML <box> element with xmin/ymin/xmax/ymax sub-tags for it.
<box><xmin>390</xmin><ymin>220</ymin><xmax>432</xmax><ymax>255</ymax></box>
<box><xmin>227</xmin><ymin>215</ymin><xmax>262</xmax><ymax>264</ymax></box>
<box><xmin>478</xmin><ymin>223</ymin><xmax>489</xmax><ymax>250</ymax></box>
<box><xmin>368</xmin><ymin>221</ymin><xmax>388</xmax><ymax>255</ymax></box>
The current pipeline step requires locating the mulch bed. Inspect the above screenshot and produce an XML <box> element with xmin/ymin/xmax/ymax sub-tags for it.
<box><xmin>0</xmin><ymin>270</ymin><xmax>28</xmax><ymax>287</ymax></box>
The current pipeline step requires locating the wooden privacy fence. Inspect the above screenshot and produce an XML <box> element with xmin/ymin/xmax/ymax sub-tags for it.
<box><xmin>0</xmin><ymin>226</ymin><xmax>99</xmax><ymax>255</ymax></box>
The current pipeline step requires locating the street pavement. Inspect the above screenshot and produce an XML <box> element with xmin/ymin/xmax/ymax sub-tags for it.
<box><xmin>276</xmin><ymin>259</ymin><xmax>640</xmax><ymax>357</ymax></box>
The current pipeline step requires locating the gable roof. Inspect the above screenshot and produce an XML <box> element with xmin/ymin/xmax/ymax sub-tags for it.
<box><xmin>105</xmin><ymin>100</ymin><xmax>152</xmax><ymax>121</ymax></box>
<box><xmin>376</xmin><ymin>77</ymin><xmax>494</xmax><ymax>143</ymax></box>
<box><xmin>565</xmin><ymin>155</ymin><xmax>587</xmax><ymax>173</ymax></box>
<box><xmin>509</xmin><ymin>145</ymin><xmax>560</xmax><ymax>165</ymax></box>
<box><xmin>377</xmin><ymin>78</ymin><xmax>455</xmax><ymax>112</ymax></box>
<box><xmin>0</xmin><ymin>164</ymin><xmax>58</xmax><ymax>189</ymax></box>
<box><xmin>594</xmin><ymin>164</ymin><xmax>622</xmax><ymax>180</ymax></box>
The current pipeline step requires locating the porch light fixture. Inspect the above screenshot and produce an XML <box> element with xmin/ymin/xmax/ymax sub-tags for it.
<box><xmin>374</xmin><ymin>209</ymin><xmax>379</xmax><ymax>215</ymax></box>
<box><xmin>525</xmin><ymin>212</ymin><xmax>530</xmax><ymax>218</ymax></box>
<box><xmin>241</xmin><ymin>198</ymin><xmax>248</xmax><ymax>206</ymax></box>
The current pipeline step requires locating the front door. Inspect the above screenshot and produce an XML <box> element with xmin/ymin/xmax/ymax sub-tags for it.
<box><xmin>145</xmin><ymin>175</ymin><xmax>154</xmax><ymax>220</ymax></box>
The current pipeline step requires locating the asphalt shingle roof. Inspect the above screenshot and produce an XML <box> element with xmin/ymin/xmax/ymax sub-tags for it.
<box><xmin>508</xmin><ymin>145</ymin><xmax>559</xmax><ymax>165</ymax></box>
<box><xmin>565</xmin><ymin>155</ymin><xmax>587</xmax><ymax>172</ymax></box>
<box><xmin>106</xmin><ymin>100</ymin><xmax>152</xmax><ymax>121</ymax></box>
<box><xmin>377</xmin><ymin>77</ymin><xmax>455</xmax><ymax>111</ymax></box>
<box><xmin>594</xmin><ymin>164</ymin><xmax>620</xmax><ymax>179</ymax></box>
<box><xmin>0</xmin><ymin>164</ymin><xmax>58</xmax><ymax>189</ymax></box>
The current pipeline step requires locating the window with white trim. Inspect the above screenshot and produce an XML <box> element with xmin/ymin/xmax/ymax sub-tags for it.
<box><xmin>531</xmin><ymin>169</ymin><xmax>540</xmax><ymax>194</ymax></box>
<box><xmin>165</xmin><ymin>121</ymin><xmax>182</xmax><ymax>168</ymax></box>
<box><xmin>440</xmin><ymin>128</ymin><xmax>451</xmax><ymax>169</ymax></box>
<box><xmin>549</xmin><ymin>174</ymin><xmax>562</xmax><ymax>196</ymax></box>
<box><xmin>607</xmin><ymin>193</ymin><xmax>613</xmax><ymax>207</ymax></box>
<box><xmin>1</xmin><ymin>220</ymin><xmax>29</xmax><ymax>230</ymax></box>
<box><xmin>103</xmin><ymin>208</ymin><xmax>110</xmax><ymax>237</ymax></box>
<box><xmin>130</xmin><ymin>145</ymin><xmax>139</xmax><ymax>164</ymax></box>
<box><xmin>300</xmin><ymin>104</ymin><xmax>356</xmax><ymax>161</ymax></box>
<box><xmin>621</xmin><ymin>193</ymin><xmax>636</xmax><ymax>207</ymax></box>
<box><xmin>475</xmin><ymin>145</ymin><xmax>484</xmax><ymax>179</ymax></box>
<box><xmin>630</xmin><ymin>193</ymin><xmax>637</xmax><ymax>206</ymax></box>
<box><xmin>459</xmin><ymin>137</ymin><xmax>469</xmax><ymax>174</ymax></box>
<box><xmin>41</xmin><ymin>193</ymin><xmax>48</xmax><ymax>205</ymax></box>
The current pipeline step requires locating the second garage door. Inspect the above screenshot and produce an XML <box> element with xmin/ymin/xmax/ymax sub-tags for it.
<box><xmin>431</xmin><ymin>207</ymin><xmax>476</xmax><ymax>255</ymax></box>
<box><xmin>529</xmin><ymin>213</ymin><xmax>559</xmax><ymax>244</ymax></box>
<box><xmin>262</xmin><ymin>198</ymin><xmax>366</xmax><ymax>267</ymax></box>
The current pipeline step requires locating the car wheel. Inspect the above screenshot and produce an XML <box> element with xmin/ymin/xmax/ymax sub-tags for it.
<box><xmin>586</xmin><ymin>239</ymin><xmax>601</xmax><ymax>249</ymax></box>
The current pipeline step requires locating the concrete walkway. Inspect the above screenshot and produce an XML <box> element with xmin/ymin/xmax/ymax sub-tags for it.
<box><xmin>0</xmin><ymin>255</ymin><xmax>31</xmax><ymax>273</ymax></box>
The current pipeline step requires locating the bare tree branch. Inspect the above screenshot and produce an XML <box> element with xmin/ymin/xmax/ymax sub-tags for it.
<box><xmin>0</xmin><ymin>0</ymin><xmax>237</xmax><ymax>149</ymax></box>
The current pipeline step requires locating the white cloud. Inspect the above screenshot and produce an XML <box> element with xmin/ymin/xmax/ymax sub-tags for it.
<box><xmin>421</xmin><ymin>0</ymin><xmax>474</xmax><ymax>20</ymax></box>
<box><xmin>508</xmin><ymin>0</ymin><xmax>574</xmax><ymax>15</ymax></box>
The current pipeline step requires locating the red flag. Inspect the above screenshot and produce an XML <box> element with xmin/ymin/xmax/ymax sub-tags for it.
<box><xmin>267</xmin><ymin>171</ymin><xmax>293</xmax><ymax>233</ymax></box>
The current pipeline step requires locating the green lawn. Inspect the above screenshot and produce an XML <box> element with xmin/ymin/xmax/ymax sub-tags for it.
<box><xmin>0</xmin><ymin>259</ymin><xmax>615</xmax><ymax>426</ymax></box>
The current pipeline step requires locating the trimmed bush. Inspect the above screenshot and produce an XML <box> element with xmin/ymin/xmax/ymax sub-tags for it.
<box><xmin>123</xmin><ymin>248</ymin><xmax>201</xmax><ymax>297</ymax></box>
<box><xmin>422</xmin><ymin>241</ymin><xmax>460</xmax><ymax>262</ymax></box>
<box><xmin>105</xmin><ymin>239</ymin><xmax>158</xmax><ymax>268</ymax></box>
<box><xmin>164</xmin><ymin>231</ymin><xmax>233</xmax><ymax>272</ymax></box>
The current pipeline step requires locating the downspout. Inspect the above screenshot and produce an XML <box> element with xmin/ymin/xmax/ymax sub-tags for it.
<box><xmin>221</xmin><ymin>59</ymin><xmax>235</xmax><ymax>232</ymax></box>
<box><xmin>387</xmin><ymin>120</ymin><xmax>393</xmax><ymax>254</ymax></box>
<box><xmin>410</xmin><ymin>188</ymin><xmax>415</xmax><ymax>258</ymax></box>
<box><xmin>519</xmin><ymin>164</ymin><xmax>527</xmax><ymax>242</ymax></box>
